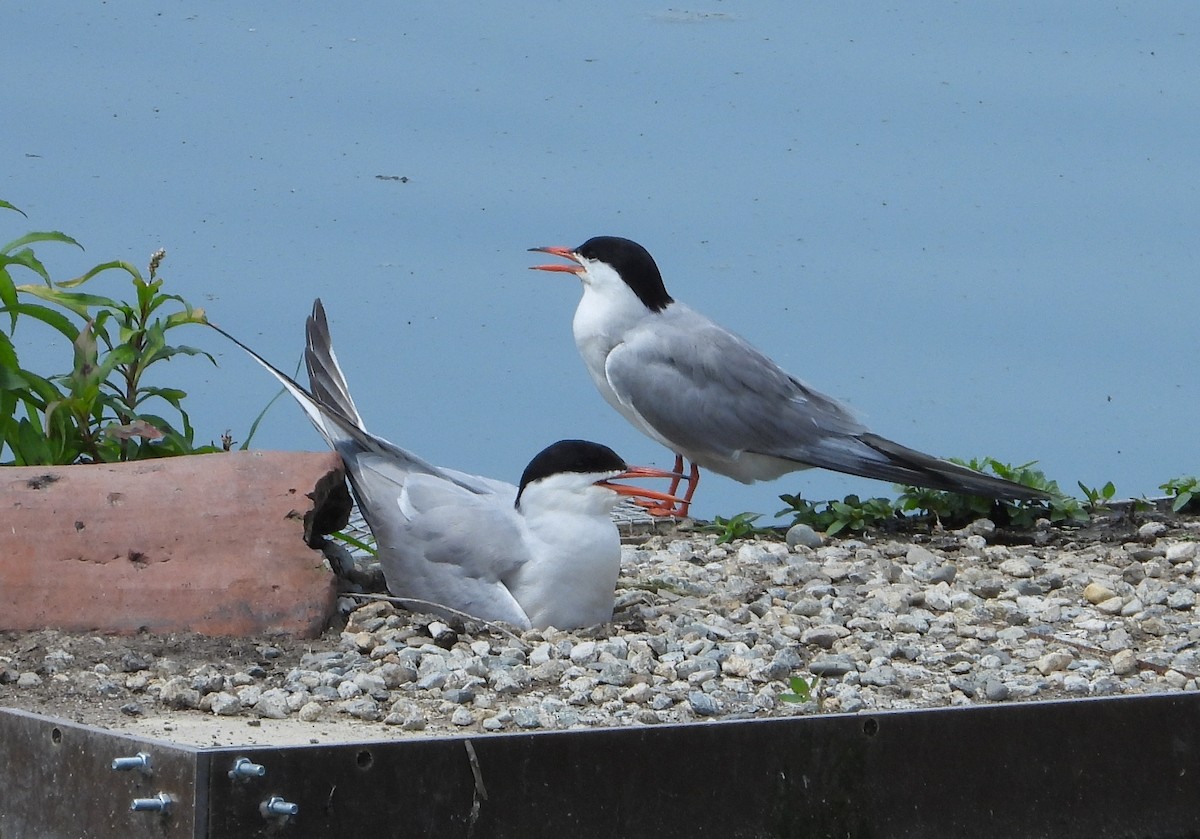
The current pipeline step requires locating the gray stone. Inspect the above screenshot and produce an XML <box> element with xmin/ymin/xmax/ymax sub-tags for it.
<box><xmin>687</xmin><ymin>691</ymin><xmax>720</xmax><ymax>716</ymax></box>
<box><xmin>785</xmin><ymin>523</ymin><xmax>823</xmax><ymax>549</ymax></box>
<box><xmin>810</xmin><ymin>656</ymin><xmax>856</xmax><ymax>677</ymax></box>
<box><xmin>984</xmin><ymin>679</ymin><xmax>1010</xmax><ymax>701</ymax></box>
<box><xmin>207</xmin><ymin>691</ymin><xmax>242</xmax><ymax>716</ymax></box>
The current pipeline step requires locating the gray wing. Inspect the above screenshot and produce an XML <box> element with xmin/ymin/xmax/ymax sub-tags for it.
<box><xmin>369</xmin><ymin>470</ymin><xmax>532</xmax><ymax>627</ymax></box>
<box><xmin>605</xmin><ymin>304</ymin><xmax>867</xmax><ymax>465</ymax></box>
<box><xmin>605</xmin><ymin>304</ymin><xmax>1047</xmax><ymax>500</ymax></box>
<box><xmin>213</xmin><ymin>303</ymin><xmax>543</xmax><ymax>622</ymax></box>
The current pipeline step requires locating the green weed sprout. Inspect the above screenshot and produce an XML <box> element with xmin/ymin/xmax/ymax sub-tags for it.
<box><xmin>1</xmin><ymin>200</ymin><xmax>217</xmax><ymax>464</ymax></box>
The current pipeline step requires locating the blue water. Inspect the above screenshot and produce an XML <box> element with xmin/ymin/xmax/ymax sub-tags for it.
<box><xmin>5</xmin><ymin>3</ymin><xmax>1197</xmax><ymax>519</ymax></box>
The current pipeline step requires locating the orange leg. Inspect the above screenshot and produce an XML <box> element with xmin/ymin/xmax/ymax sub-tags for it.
<box><xmin>638</xmin><ymin>457</ymin><xmax>700</xmax><ymax>518</ymax></box>
<box><xmin>676</xmin><ymin>460</ymin><xmax>700</xmax><ymax>517</ymax></box>
<box><xmin>666</xmin><ymin>454</ymin><xmax>686</xmax><ymax>497</ymax></box>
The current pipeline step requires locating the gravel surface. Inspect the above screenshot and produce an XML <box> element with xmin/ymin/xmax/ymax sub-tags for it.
<box><xmin>3</xmin><ymin>508</ymin><xmax>1198</xmax><ymax>744</ymax></box>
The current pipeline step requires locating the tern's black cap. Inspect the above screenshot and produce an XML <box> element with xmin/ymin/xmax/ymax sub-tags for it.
<box><xmin>516</xmin><ymin>439</ymin><xmax>627</xmax><ymax>504</ymax></box>
<box><xmin>576</xmin><ymin>236</ymin><xmax>674</xmax><ymax>313</ymax></box>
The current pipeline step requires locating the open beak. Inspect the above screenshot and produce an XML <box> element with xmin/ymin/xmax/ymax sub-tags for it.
<box><xmin>597</xmin><ymin>465</ymin><xmax>687</xmax><ymax>508</ymax></box>
<box><xmin>529</xmin><ymin>245</ymin><xmax>584</xmax><ymax>275</ymax></box>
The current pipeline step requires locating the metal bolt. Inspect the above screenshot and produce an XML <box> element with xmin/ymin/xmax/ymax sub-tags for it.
<box><xmin>130</xmin><ymin>793</ymin><xmax>172</xmax><ymax>812</ymax></box>
<box><xmin>228</xmin><ymin>757</ymin><xmax>267</xmax><ymax>780</ymax></box>
<box><xmin>261</xmin><ymin>796</ymin><xmax>299</xmax><ymax>817</ymax></box>
<box><xmin>111</xmin><ymin>752</ymin><xmax>151</xmax><ymax>772</ymax></box>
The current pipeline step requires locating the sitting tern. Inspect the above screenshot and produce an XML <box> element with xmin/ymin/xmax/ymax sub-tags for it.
<box><xmin>213</xmin><ymin>299</ymin><xmax>682</xmax><ymax>630</ymax></box>
<box><xmin>530</xmin><ymin>236</ymin><xmax>1047</xmax><ymax>517</ymax></box>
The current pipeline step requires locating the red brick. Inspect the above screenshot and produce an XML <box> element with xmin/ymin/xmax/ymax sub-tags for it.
<box><xmin>0</xmin><ymin>451</ymin><xmax>345</xmax><ymax>638</ymax></box>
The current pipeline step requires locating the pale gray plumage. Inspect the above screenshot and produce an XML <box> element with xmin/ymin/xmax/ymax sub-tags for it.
<box><xmin>212</xmin><ymin>299</ymin><xmax>679</xmax><ymax>629</ymax></box>
<box><xmin>532</xmin><ymin>236</ymin><xmax>1047</xmax><ymax>504</ymax></box>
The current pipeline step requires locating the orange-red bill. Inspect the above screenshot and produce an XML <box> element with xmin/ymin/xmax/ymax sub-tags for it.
<box><xmin>598</xmin><ymin>465</ymin><xmax>688</xmax><ymax>508</ymax></box>
<box><xmin>528</xmin><ymin>245</ymin><xmax>583</xmax><ymax>274</ymax></box>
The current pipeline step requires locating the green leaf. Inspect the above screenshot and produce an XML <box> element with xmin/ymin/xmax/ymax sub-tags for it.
<box><xmin>0</xmin><ymin>268</ymin><xmax>16</xmax><ymax>330</ymax></box>
<box><xmin>1</xmin><ymin>230</ymin><xmax>84</xmax><ymax>255</ymax></box>
<box><xmin>57</xmin><ymin>259</ymin><xmax>142</xmax><ymax>288</ymax></box>
<box><xmin>164</xmin><ymin>306</ymin><xmax>209</xmax><ymax>328</ymax></box>
<box><xmin>14</xmin><ymin>416</ymin><xmax>54</xmax><ymax>466</ymax></box>
<box><xmin>16</xmin><ymin>284</ymin><xmax>122</xmax><ymax>319</ymax></box>
<box><xmin>1</xmin><ymin>247</ymin><xmax>54</xmax><ymax>288</ymax></box>
<box><xmin>148</xmin><ymin>343</ymin><xmax>217</xmax><ymax>366</ymax></box>
<box><xmin>240</xmin><ymin>384</ymin><xmax>288</xmax><ymax>449</ymax></box>
<box><xmin>0</xmin><ymin>300</ymin><xmax>81</xmax><ymax>342</ymax></box>
<box><xmin>94</xmin><ymin>342</ymin><xmax>139</xmax><ymax>386</ymax></box>
<box><xmin>135</xmin><ymin>385</ymin><xmax>188</xmax><ymax>409</ymax></box>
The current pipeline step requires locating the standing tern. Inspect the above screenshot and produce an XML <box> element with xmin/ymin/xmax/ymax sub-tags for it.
<box><xmin>212</xmin><ymin>299</ymin><xmax>682</xmax><ymax>630</ymax></box>
<box><xmin>530</xmin><ymin>236</ymin><xmax>1048</xmax><ymax>517</ymax></box>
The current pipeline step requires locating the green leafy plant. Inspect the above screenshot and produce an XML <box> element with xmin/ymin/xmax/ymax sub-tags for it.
<box><xmin>777</xmin><ymin>493</ymin><xmax>896</xmax><ymax>537</ymax></box>
<box><xmin>775</xmin><ymin>494</ymin><xmax>838</xmax><ymax>532</ymax></box>
<box><xmin>896</xmin><ymin>457</ymin><xmax>1086</xmax><ymax>528</ymax></box>
<box><xmin>1</xmin><ymin>201</ymin><xmax>217</xmax><ymax>465</ymax></box>
<box><xmin>703</xmin><ymin>511</ymin><xmax>773</xmax><ymax>544</ymax></box>
<box><xmin>779</xmin><ymin>674</ymin><xmax>822</xmax><ymax>705</ymax></box>
<box><xmin>1077</xmin><ymin>480</ymin><xmax>1116</xmax><ymax>515</ymax></box>
<box><xmin>1160</xmin><ymin>476</ymin><xmax>1199</xmax><ymax>513</ymax></box>
<box><xmin>894</xmin><ymin>482</ymin><xmax>993</xmax><ymax>526</ymax></box>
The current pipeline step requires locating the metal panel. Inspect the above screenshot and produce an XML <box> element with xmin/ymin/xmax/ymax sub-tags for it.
<box><xmin>199</xmin><ymin>692</ymin><xmax>1200</xmax><ymax>839</ymax></box>
<box><xmin>0</xmin><ymin>709</ymin><xmax>199</xmax><ymax>839</ymax></box>
<box><xmin>3</xmin><ymin>692</ymin><xmax>1199</xmax><ymax>838</ymax></box>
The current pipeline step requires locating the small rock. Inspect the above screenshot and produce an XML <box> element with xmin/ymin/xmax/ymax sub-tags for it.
<box><xmin>963</xmin><ymin>534</ymin><xmax>988</xmax><ymax>557</ymax></box>
<box><xmin>416</xmin><ymin>672</ymin><xmax>448</xmax><ymax>691</ymax></box>
<box><xmin>906</xmin><ymin>544</ymin><xmax>939</xmax><ymax>566</ymax></box>
<box><xmin>349</xmin><ymin>631</ymin><xmax>377</xmax><ymax>653</ymax></box>
<box><xmin>969</xmin><ymin>579</ymin><xmax>1005</xmax><ymax>599</ymax></box>
<box><xmin>688</xmin><ymin>691</ymin><xmax>720</xmax><ymax>716</ymax></box>
<box><xmin>489</xmin><ymin>670</ymin><xmax>525</xmax><ymax>695</ymax></box>
<box><xmin>1166</xmin><ymin>589</ymin><xmax>1197</xmax><ymax>610</ymax></box>
<box><xmin>1034</xmin><ymin>651</ymin><xmax>1074</xmax><ymax>676</ymax></box>
<box><xmin>1137</xmin><ymin>522</ymin><xmax>1167</xmax><ymax>542</ymax></box>
<box><xmin>1083</xmin><ymin>583</ymin><xmax>1117</xmax><ymax>605</ymax></box>
<box><xmin>928</xmin><ymin>564</ymin><xmax>957</xmax><ymax>584</ymax></box>
<box><xmin>338</xmin><ymin>697</ymin><xmax>380</xmax><ymax>721</ymax></box>
<box><xmin>1094</xmin><ymin>598</ymin><xmax>1124</xmax><ymax>618</ymax></box>
<box><xmin>810</xmin><ymin>656</ymin><xmax>856</xmax><ymax>677</ymax></box>
<box><xmin>801</xmin><ymin>625</ymin><xmax>848</xmax><ymax>649</ymax></box>
<box><xmin>569</xmin><ymin>641</ymin><xmax>599</xmax><ymax>664</ymax></box>
<box><xmin>737</xmin><ymin>543</ymin><xmax>775</xmax><ymax>564</ymax></box>
<box><xmin>984</xmin><ymin>679</ymin><xmax>1010</xmax><ymax>701</ymax></box>
<box><xmin>1165</xmin><ymin>542</ymin><xmax>1197</xmax><ymax>563</ymax></box>
<box><xmin>998</xmin><ymin>557</ymin><xmax>1034</xmax><ymax>578</ymax></box>
<box><xmin>443</xmin><ymin>689</ymin><xmax>476</xmax><ymax>705</ymax></box>
<box><xmin>1163</xmin><ymin>670</ymin><xmax>1189</xmax><ymax>689</ymax></box>
<box><xmin>513</xmin><ymin>707</ymin><xmax>542</xmax><ymax>729</ymax></box>
<box><xmin>785</xmin><ymin>523</ymin><xmax>823</xmax><ymax>549</ymax></box>
<box><xmin>923</xmin><ymin>587</ymin><xmax>953</xmax><ymax>612</ymax></box>
<box><xmin>120</xmin><ymin>652</ymin><xmax>151</xmax><ymax>673</ymax></box>
<box><xmin>255</xmin><ymin>693</ymin><xmax>291</xmax><ymax>720</ymax></box>
<box><xmin>1111</xmin><ymin>650</ymin><xmax>1138</xmax><ymax>676</ymax></box>
<box><xmin>891</xmin><ymin>614</ymin><xmax>929</xmax><ymax>634</ymax></box>
<box><xmin>597</xmin><ymin>662</ymin><xmax>633</xmax><ymax>686</ymax></box>
<box><xmin>962</xmin><ymin>519</ymin><xmax>997</xmax><ymax>538</ymax></box>
<box><xmin>208</xmin><ymin>691</ymin><xmax>242</xmax><ymax>716</ymax></box>
<box><xmin>160</xmin><ymin>677</ymin><xmax>201</xmax><ymax>709</ymax></box>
